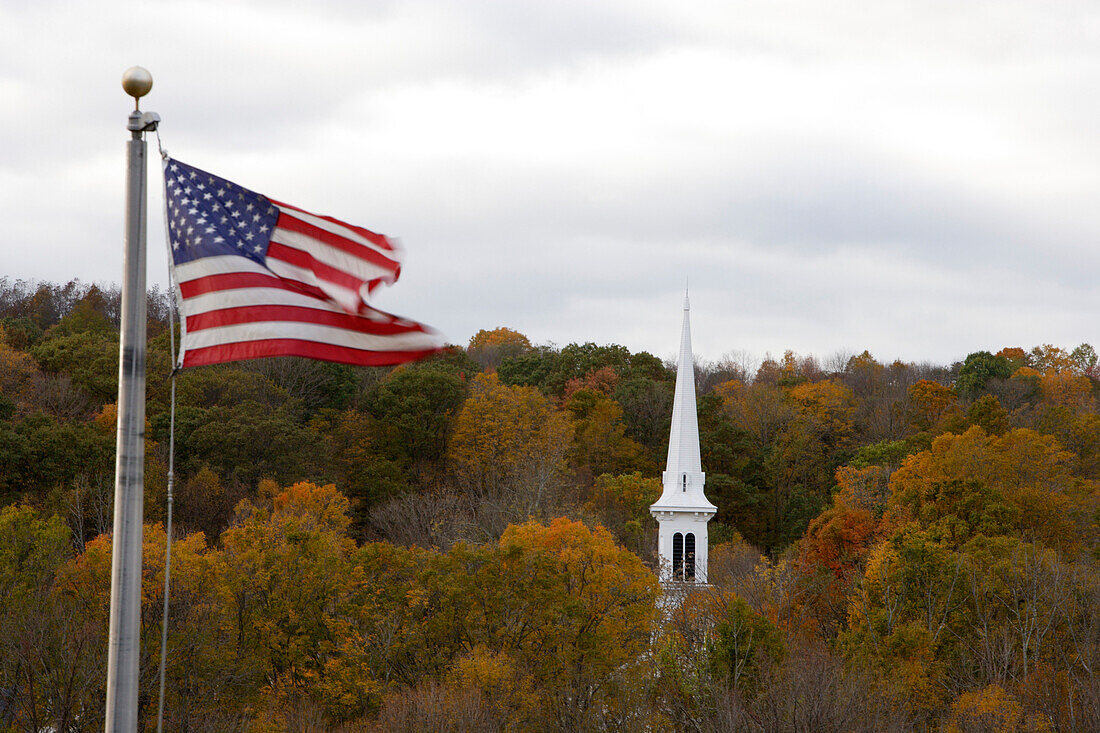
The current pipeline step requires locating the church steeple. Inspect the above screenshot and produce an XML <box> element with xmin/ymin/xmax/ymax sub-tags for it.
<box><xmin>650</xmin><ymin>290</ymin><xmax>716</xmax><ymax>583</ymax></box>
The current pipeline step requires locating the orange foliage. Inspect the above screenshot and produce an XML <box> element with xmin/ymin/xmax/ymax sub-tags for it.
<box><xmin>799</xmin><ymin>505</ymin><xmax>877</xmax><ymax>579</ymax></box>
<box><xmin>908</xmin><ymin>380</ymin><xmax>958</xmax><ymax>432</ymax></box>
<box><xmin>1039</xmin><ymin>371</ymin><xmax>1094</xmax><ymax>412</ymax></box>
<box><xmin>467</xmin><ymin>327</ymin><xmax>532</xmax><ymax>351</ymax></box>
<box><xmin>996</xmin><ymin>347</ymin><xmax>1028</xmax><ymax>369</ymax></box>
<box><xmin>562</xmin><ymin>366</ymin><xmax>620</xmax><ymax>400</ymax></box>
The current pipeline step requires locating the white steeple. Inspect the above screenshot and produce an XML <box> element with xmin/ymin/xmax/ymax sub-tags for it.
<box><xmin>651</xmin><ymin>290</ymin><xmax>716</xmax><ymax>583</ymax></box>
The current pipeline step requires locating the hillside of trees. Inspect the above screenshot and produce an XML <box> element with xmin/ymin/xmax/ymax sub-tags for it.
<box><xmin>2</xmin><ymin>276</ymin><xmax>1099</xmax><ymax>731</ymax></box>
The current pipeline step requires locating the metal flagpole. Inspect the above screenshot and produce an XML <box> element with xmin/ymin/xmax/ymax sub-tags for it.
<box><xmin>105</xmin><ymin>66</ymin><xmax>159</xmax><ymax>733</ymax></box>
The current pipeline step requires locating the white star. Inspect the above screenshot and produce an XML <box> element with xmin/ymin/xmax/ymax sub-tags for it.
<box><xmin>189</xmin><ymin>171</ymin><xmax>197</xmax><ymax>179</ymax></box>
<box><xmin>245</xmin><ymin>231</ymin><xmax>254</xmax><ymax>240</ymax></box>
<box><xmin>203</xmin><ymin>192</ymin><xmax>212</xmax><ymax>200</ymax></box>
<box><xmin>186</xmin><ymin>226</ymin><xmax>194</xmax><ymax>235</ymax></box>
<box><xmin>213</xmin><ymin>236</ymin><xmax>224</xmax><ymax>244</ymax></box>
<box><xmin>245</xmin><ymin>203</ymin><xmax>254</xmax><ymax>211</ymax></box>
<box><xmin>205</xmin><ymin>227</ymin><xmax>215</xmax><ymax>234</ymax></box>
<box><xmin>259</xmin><ymin>224</ymin><xmax>269</xmax><ymax>233</ymax></box>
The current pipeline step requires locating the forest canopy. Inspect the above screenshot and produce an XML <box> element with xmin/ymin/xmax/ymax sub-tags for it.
<box><xmin>1</xmin><ymin>277</ymin><xmax>1099</xmax><ymax>731</ymax></box>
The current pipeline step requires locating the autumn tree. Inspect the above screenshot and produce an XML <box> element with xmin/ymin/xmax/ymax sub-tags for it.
<box><xmin>467</xmin><ymin>327</ymin><xmax>532</xmax><ymax>370</ymax></box>
<box><xmin>447</xmin><ymin>373</ymin><xmax>574</xmax><ymax>537</ymax></box>
<box><xmin>584</xmin><ymin>472</ymin><xmax>660</xmax><ymax>557</ymax></box>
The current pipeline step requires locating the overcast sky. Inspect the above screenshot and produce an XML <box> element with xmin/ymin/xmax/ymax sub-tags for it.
<box><xmin>2</xmin><ymin>1</ymin><xmax>1098</xmax><ymax>367</ymax></box>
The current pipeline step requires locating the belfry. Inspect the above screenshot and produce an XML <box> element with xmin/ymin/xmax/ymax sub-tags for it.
<box><xmin>650</xmin><ymin>291</ymin><xmax>716</xmax><ymax>583</ymax></box>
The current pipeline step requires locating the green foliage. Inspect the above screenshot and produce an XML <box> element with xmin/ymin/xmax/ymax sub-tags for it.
<box><xmin>0</xmin><ymin>316</ymin><xmax>43</xmax><ymax>349</ymax></box>
<box><xmin>30</xmin><ymin>330</ymin><xmax>119</xmax><ymax>404</ymax></box>
<box><xmin>709</xmin><ymin>596</ymin><xmax>785</xmax><ymax>693</ymax></box>
<box><xmin>369</xmin><ymin>368</ymin><xmax>466</xmax><ymax>466</ymax></box>
<box><xmin>849</xmin><ymin>439</ymin><xmax>914</xmax><ymax>471</ymax></box>
<box><xmin>956</xmin><ymin>351</ymin><xmax>1013</xmax><ymax>399</ymax></box>
<box><xmin>613</xmin><ymin>377</ymin><xmax>672</xmax><ymax>448</ymax></box>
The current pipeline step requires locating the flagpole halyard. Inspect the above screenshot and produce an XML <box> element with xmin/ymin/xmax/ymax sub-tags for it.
<box><xmin>105</xmin><ymin>66</ymin><xmax>157</xmax><ymax>733</ymax></box>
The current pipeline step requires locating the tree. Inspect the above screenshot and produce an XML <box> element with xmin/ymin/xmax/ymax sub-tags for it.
<box><xmin>565</xmin><ymin>388</ymin><xmax>644</xmax><ymax>477</ymax></box>
<box><xmin>220</xmin><ymin>482</ymin><xmax>377</xmax><ymax>724</ymax></box>
<box><xmin>584</xmin><ymin>472</ymin><xmax>660</xmax><ymax>556</ymax></box>
<box><xmin>467</xmin><ymin>327</ymin><xmax>532</xmax><ymax>370</ymax></box>
<box><xmin>708</xmin><ymin>594</ymin><xmax>785</xmax><ymax>694</ymax></box>
<box><xmin>614</xmin><ymin>377</ymin><xmax>673</xmax><ymax>448</ymax></box>
<box><xmin>908</xmin><ymin>379</ymin><xmax>960</xmax><ymax>434</ymax></box>
<box><xmin>447</xmin><ymin>373</ymin><xmax>574</xmax><ymax>536</ymax></box>
<box><xmin>884</xmin><ymin>427</ymin><xmax>1085</xmax><ymax>552</ymax></box>
<box><xmin>368</xmin><ymin>367</ymin><xmax>467</xmax><ymax>478</ymax></box>
<box><xmin>956</xmin><ymin>352</ymin><xmax>1013</xmax><ymax>400</ymax></box>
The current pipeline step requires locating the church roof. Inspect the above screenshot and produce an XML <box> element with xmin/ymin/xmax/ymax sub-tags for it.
<box><xmin>651</xmin><ymin>291</ymin><xmax>717</xmax><ymax>513</ymax></box>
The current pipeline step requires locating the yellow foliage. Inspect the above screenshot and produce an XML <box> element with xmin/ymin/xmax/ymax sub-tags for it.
<box><xmin>944</xmin><ymin>684</ymin><xmax>1039</xmax><ymax>733</ymax></box>
<box><xmin>884</xmin><ymin>427</ymin><xmax>1085</xmax><ymax>550</ymax></box>
<box><xmin>467</xmin><ymin>327</ymin><xmax>532</xmax><ymax>351</ymax></box>
<box><xmin>447</xmin><ymin>372</ymin><xmax>573</xmax><ymax>496</ymax></box>
<box><xmin>788</xmin><ymin>379</ymin><xmax>856</xmax><ymax>439</ymax></box>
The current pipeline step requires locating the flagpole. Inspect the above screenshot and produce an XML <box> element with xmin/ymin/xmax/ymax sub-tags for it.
<box><xmin>105</xmin><ymin>66</ymin><xmax>158</xmax><ymax>733</ymax></box>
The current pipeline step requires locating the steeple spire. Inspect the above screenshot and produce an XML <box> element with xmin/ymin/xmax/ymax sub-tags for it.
<box><xmin>651</xmin><ymin>289</ymin><xmax>715</xmax><ymax>583</ymax></box>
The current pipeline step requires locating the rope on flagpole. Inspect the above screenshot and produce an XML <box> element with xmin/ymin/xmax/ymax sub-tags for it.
<box><xmin>154</xmin><ymin>128</ymin><xmax>178</xmax><ymax>733</ymax></box>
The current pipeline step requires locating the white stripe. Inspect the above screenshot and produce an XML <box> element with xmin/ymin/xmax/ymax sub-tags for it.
<box><xmin>182</xmin><ymin>321</ymin><xmax>440</xmax><ymax>352</ymax></box>
<box><xmin>271</xmin><ymin>227</ymin><xmax>397</xmax><ymax>283</ymax></box>
<box><xmin>276</xmin><ymin>205</ymin><xmax>402</xmax><ymax>262</ymax></box>
<box><xmin>180</xmin><ymin>286</ymin><xmax>345</xmax><ymax>317</ymax></box>
<box><xmin>174</xmin><ymin>255</ymin><xmax>270</xmax><ymax>283</ymax></box>
<box><xmin>172</xmin><ymin>252</ymin><xmax>364</xmax><ymax>314</ymax></box>
<box><xmin>265</xmin><ymin>257</ymin><xmax>361</xmax><ymax>313</ymax></box>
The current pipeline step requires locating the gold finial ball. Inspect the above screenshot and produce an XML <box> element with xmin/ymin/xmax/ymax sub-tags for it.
<box><xmin>121</xmin><ymin>66</ymin><xmax>153</xmax><ymax>99</ymax></box>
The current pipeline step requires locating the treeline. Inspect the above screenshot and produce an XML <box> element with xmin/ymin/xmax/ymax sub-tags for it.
<box><xmin>1</xmin><ymin>277</ymin><xmax>1099</xmax><ymax>731</ymax></box>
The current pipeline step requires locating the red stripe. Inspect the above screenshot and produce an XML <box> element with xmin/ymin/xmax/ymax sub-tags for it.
<box><xmin>271</xmin><ymin>198</ymin><xmax>397</xmax><ymax>252</ymax></box>
<box><xmin>266</xmin><ymin>241</ymin><xmax>385</xmax><ymax>297</ymax></box>
<box><xmin>178</xmin><ymin>271</ymin><xmax>329</xmax><ymax>302</ymax></box>
<box><xmin>186</xmin><ymin>304</ymin><xmax>429</xmax><ymax>335</ymax></box>
<box><xmin>275</xmin><ymin>211</ymin><xmax>401</xmax><ymax>272</ymax></box>
<box><xmin>182</xmin><ymin>339</ymin><xmax>439</xmax><ymax>368</ymax></box>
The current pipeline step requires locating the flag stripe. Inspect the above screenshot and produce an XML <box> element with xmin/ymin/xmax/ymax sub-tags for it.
<box><xmin>174</xmin><ymin>255</ymin><xmax>271</xmax><ymax>282</ymax></box>
<box><xmin>272</xmin><ymin>199</ymin><xmax>397</xmax><ymax>253</ymax></box>
<box><xmin>186</xmin><ymin>305</ymin><xmax>428</xmax><ymax>335</ymax></box>
<box><xmin>182</xmin><ymin>340</ymin><xmax>439</xmax><ymax>368</ymax></box>
<box><xmin>183</xmin><ymin>320</ymin><xmax>436</xmax><ymax>352</ymax></box>
<box><xmin>179</xmin><ymin>272</ymin><xmax>329</xmax><ymax>302</ymax></box>
<box><xmin>274</xmin><ymin>210</ymin><xmax>400</xmax><ymax>272</ymax></box>
<box><xmin>265</xmin><ymin>241</ymin><xmax>374</xmax><ymax>298</ymax></box>
<box><xmin>181</xmin><ymin>285</ymin><xmax>357</xmax><ymax>318</ymax></box>
<box><xmin>263</xmin><ymin>259</ymin><xmax>363</xmax><ymax>313</ymax></box>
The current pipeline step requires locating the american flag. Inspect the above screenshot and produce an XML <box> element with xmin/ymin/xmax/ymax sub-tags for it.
<box><xmin>163</xmin><ymin>157</ymin><xmax>442</xmax><ymax>368</ymax></box>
